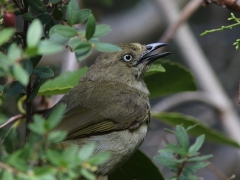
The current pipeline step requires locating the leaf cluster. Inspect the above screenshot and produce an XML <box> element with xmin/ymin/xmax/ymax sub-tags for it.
<box><xmin>0</xmin><ymin>104</ymin><xmax>110</xmax><ymax>180</ymax></box>
<box><xmin>154</xmin><ymin>125</ymin><xmax>213</xmax><ymax>180</ymax></box>
<box><xmin>1</xmin><ymin>0</ymin><xmax>120</xmax><ymax>98</ymax></box>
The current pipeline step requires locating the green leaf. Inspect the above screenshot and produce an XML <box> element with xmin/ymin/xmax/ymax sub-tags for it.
<box><xmin>187</xmin><ymin>154</ymin><xmax>213</xmax><ymax>162</ymax></box>
<box><xmin>15</xmin><ymin>145</ymin><xmax>32</xmax><ymax>161</ymax></box>
<box><xmin>176</xmin><ymin>125</ymin><xmax>189</xmax><ymax>150</ymax></box>
<box><xmin>37</xmin><ymin>13</ymin><xmax>55</xmax><ymax>37</ymax></box>
<box><xmin>47</xmin><ymin>104</ymin><xmax>66</xmax><ymax>129</ymax></box>
<box><xmin>188</xmin><ymin>135</ymin><xmax>205</xmax><ymax>154</ymax></box>
<box><xmin>24</xmin><ymin>46</ymin><xmax>39</xmax><ymax>57</ymax></box>
<box><xmin>49</xmin><ymin>24</ymin><xmax>60</xmax><ymax>36</ymax></box>
<box><xmin>0</xmin><ymin>52</ymin><xmax>10</xmax><ymax>66</ymax></box>
<box><xmin>0</xmin><ymin>28</ymin><xmax>14</xmax><ymax>46</ymax></box>
<box><xmin>38</xmin><ymin>40</ymin><xmax>63</xmax><ymax>55</ymax></box>
<box><xmin>27</xmin><ymin>19</ymin><xmax>42</xmax><ymax>47</ymax></box>
<box><xmin>49</xmin><ymin>33</ymin><xmax>69</xmax><ymax>44</ymax></box>
<box><xmin>78</xmin><ymin>9</ymin><xmax>91</xmax><ymax>23</ymax></box>
<box><xmin>22</xmin><ymin>13</ymin><xmax>34</xmax><ymax>21</ymax></box>
<box><xmin>24</xmin><ymin>59</ymin><xmax>33</xmax><ymax>75</ymax></box>
<box><xmin>93</xmin><ymin>42</ymin><xmax>122</xmax><ymax>52</ymax></box>
<box><xmin>1</xmin><ymin>37</ymin><xmax>21</xmax><ymax>52</ymax></box>
<box><xmin>44</xmin><ymin>20</ymin><xmax>55</xmax><ymax>38</ymax></box>
<box><xmin>69</xmin><ymin>40</ymin><xmax>92</xmax><ymax>61</ymax></box>
<box><xmin>165</xmin><ymin>143</ymin><xmax>187</xmax><ymax>155</ymax></box>
<box><xmin>28</xmin><ymin>115</ymin><xmax>46</xmax><ymax>135</ymax></box>
<box><xmin>168</xmin><ymin>177</ymin><xmax>178</xmax><ymax>180</ymax></box>
<box><xmin>51</xmin><ymin>25</ymin><xmax>77</xmax><ymax>38</ymax></box>
<box><xmin>75</xmin><ymin>48</ymin><xmax>91</xmax><ymax>62</ymax></box>
<box><xmin>93</xmin><ymin>24</ymin><xmax>111</xmax><ymax>37</ymax></box>
<box><xmin>2</xmin><ymin>126</ymin><xmax>18</xmax><ymax>153</ymax></box>
<box><xmin>78</xmin><ymin>143</ymin><xmax>95</xmax><ymax>161</ymax></box>
<box><xmin>158</xmin><ymin>151</ymin><xmax>174</xmax><ymax>159</ymax></box>
<box><xmin>47</xmin><ymin>130</ymin><xmax>67</xmax><ymax>143</ymax></box>
<box><xmin>62</xmin><ymin>145</ymin><xmax>79</xmax><ymax>162</ymax></box>
<box><xmin>88</xmin><ymin>152</ymin><xmax>110</xmax><ymax>165</ymax></box>
<box><xmin>152</xmin><ymin>113</ymin><xmax>240</xmax><ymax>148</ymax></box>
<box><xmin>2</xmin><ymin>170</ymin><xmax>14</xmax><ymax>180</ymax></box>
<box><xmin>38</xmin><ymin>68</ymin><xmax>88</xmax><ymax>95</ymax></box>
<box><xmin>50</xmin><ymin>0</ymin><xmax>61</xmax><ymax>3</ymax></box>
<box><xmin>31</xmin><ymin>55</ymin><xmax>42</xmax><ymax>67</ymax></box>
<box><xmin>28</xmin><ymin>131</ymin><xmax>42</xmax><ymax>145</ymax></box>
<box><xmin>7</xmin><ymin>43</ymin><xmax>22</xmax><ymax>62</ymax></box>
<box><xmin>37</xmin><ymin>13</ymin><xmax>51</xmax><ymax>25</ymax></box>
<box><xmin>33</xmin><ymin>167</ymin><xmax>57</xmax><ymax>179</ymax></box>
<box><xmin>33</xmin><ymin>67</ymin><xmax>54</xmax><ymax>78</ymax></box>
<box><xmin>13</xmin><ymin>64</ymin><xmax>29</xmax><ymax>85</ymax></box>
<box><xmin>3</xmin><ymin>81</ymin><xmax>25</xmax><ymax>96</ymax></box>
<box><xmin>154</xmin><ymin>155</ymin><xmax>183</xmax><ymax>170</ymax></box>
<box><xmin>27</xmin><ymin>0</ymin><xmax>46</xmax><ymax>13</ymax></box>
<box><xmin>145</xmin><ymin>61</ymin><xmax>197</xmax><ymax>98</ymax></box>
<box><xmin>36</xmin><ymin>13</ymin><xmax>55</xmax><ymax>38</ymax></box>
<box><xmin>85</xmin><ymin>14</ymin><xmax>96</xmax><ymax>40</ymax></box>
<box><xmin>8</xmin><ymin>150</ymin><xmax>28</xmax><ymax>171</ymax></box>
<box><xmin>146</xmin><ymin>63</ymin><xmax>165</xmax><ymax>75</ymax></box>
<box><xmin>68</xmin><ymin>38</ymin><xmax>89</xmax><ymax>50</ymax></box>
<box><xmin>53</xmin><ymin>7</ymin><xmax>63</xmax><ymax>20</ymax></box>
<box><xmin>27</xmin><ymin>77</ymin><xmax>41</xmax><ymax>102</ymax></box>
<box><xmin>110</xmin><ymin>150</ymin><xmax>165</xmax><ymax>180</ymax></box>
<box><xmin>46</xmin><ymin>149</ymin><xmax>61</xmax><ymax>166</ymax></box>
<box><xmin>80</xmin><ymin>169</ymin><xmax>95</xmax><ymax>180</ymax></box>
<box><xmin>186</xmin><ymin>162</ymin><xmax>210</xmax><ymax>172</ymax></box>
<box><xmin>67</xmin><ymin>0</ymin><xmax>80</xmax><ymax>26</ymax></box>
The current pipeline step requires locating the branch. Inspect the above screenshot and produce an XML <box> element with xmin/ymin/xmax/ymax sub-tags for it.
<box><xmin>22</xmin><ymin>0</ymin><xmax>31</xmax><ymax>138</ymax></box>
<box><xmin>204</xmin><ymin>0</ymin><xmax>240</xmax><ymax>11</ymax></box>
<box><xmin>160</xmin><ymin>0</ymin><xmax>203</xmax><ymax>43</ymax></box>
<box><xmin>0</xmin><ymin>114</ymin><xmax>24</xmax><ymax>129</ymax></box>
<box><xmin>207</xmin><ymin>163</ymin><xmax>235</xmax><ymax>180</ymax></box>
<box><xmin>177</xmin><ymin>161</ymin><xmax>186</xmax><ymax>178</ymax></box>
<box><xmin>151</xmin><ymin>92</ymin><xmax>221</xmax><ymax>113</ymax></box>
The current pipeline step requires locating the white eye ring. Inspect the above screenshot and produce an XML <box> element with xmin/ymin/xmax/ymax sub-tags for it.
<box><xmin>123</xmin><ymin>54</ymin><xmax>133</xmax><ymax>62</ymax></box>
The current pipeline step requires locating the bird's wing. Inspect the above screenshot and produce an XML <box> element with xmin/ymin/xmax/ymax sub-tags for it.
<box><xmin>47</xmin><ymin>81</ymin><xmax>150</xmax><ymax>140</ymax></box>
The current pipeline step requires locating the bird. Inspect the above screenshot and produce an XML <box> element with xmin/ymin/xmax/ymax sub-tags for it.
<box><xmin>44</xmin><ymin>42</ymin><xmax>170</xmax><ymax>180</ymax></box>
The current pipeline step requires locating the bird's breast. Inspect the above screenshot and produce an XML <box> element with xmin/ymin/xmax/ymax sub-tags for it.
<box><xmin>59</xmin><ymin>122</ymin><xmax>148</xmax><ymax>175</ymax></box>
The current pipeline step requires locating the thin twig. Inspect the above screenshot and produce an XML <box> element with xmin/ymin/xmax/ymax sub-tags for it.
<box><xmin>12</xmin><ymin>0</ymin><xmax>24</xmax><ymax>13</ymax></box>
<box><xmin>207</xmin><ymin>163</ymin><xmax>233</xmax><ymax>180</ymax></box>
<box><xmin>177</xmin><ymin>161</ymin><xmax>186</xmax><ymax>177</ymax></box>
<box><xmin>0</xmin><ymin>114</ymin><xmax>24</xmax><ymax>129</ymax></box>
<box><xmin>160</xmin><ymin>0</ymin><xmax>203</xmax><ymax>43</ymax></box>
<box><xmin>0</xmin><ymin>161</ymin><xmax>25</xmax><ymax>175</ymax></box>
<box><xmin>151</xmin><ymin>92</ymin><xmax>221</xmax><ymax>113</ymax></box>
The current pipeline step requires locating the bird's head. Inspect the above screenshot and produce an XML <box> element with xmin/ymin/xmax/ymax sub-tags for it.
<box><xmin>81</xmin><ymin>43</ymin><xmax>170</xmax><ymax>93</ymax></box>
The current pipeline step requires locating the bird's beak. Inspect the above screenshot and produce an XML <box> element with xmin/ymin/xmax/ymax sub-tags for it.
<box><xmin>138</xmin><ymin>43</ymin><xmax>171</xmax><ymax>65</ymax></box>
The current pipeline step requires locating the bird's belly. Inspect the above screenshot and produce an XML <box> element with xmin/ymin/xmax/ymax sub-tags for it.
<box><xmin>62</xmin><ymin>123</ymin><xmax>148</xmax><ymax>175</ymax></box>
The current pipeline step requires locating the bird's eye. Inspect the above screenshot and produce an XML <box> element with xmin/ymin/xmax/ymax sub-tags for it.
<box><xmin>123</xmin><ymin>54</ymin><xmax>133</xmax><ymax>62</ymax></box>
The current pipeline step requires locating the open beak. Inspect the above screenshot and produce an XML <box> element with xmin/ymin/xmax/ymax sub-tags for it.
<box><xmin>138</xmin><ymin>43</ymin><xmax>171</xmax><ymax>65</ymax></box>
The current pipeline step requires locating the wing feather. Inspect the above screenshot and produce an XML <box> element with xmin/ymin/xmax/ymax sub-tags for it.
<box><xmin>45</xmin><ymin>81</ymin><xmax>150</xmax><ymax>139</ymax></box>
